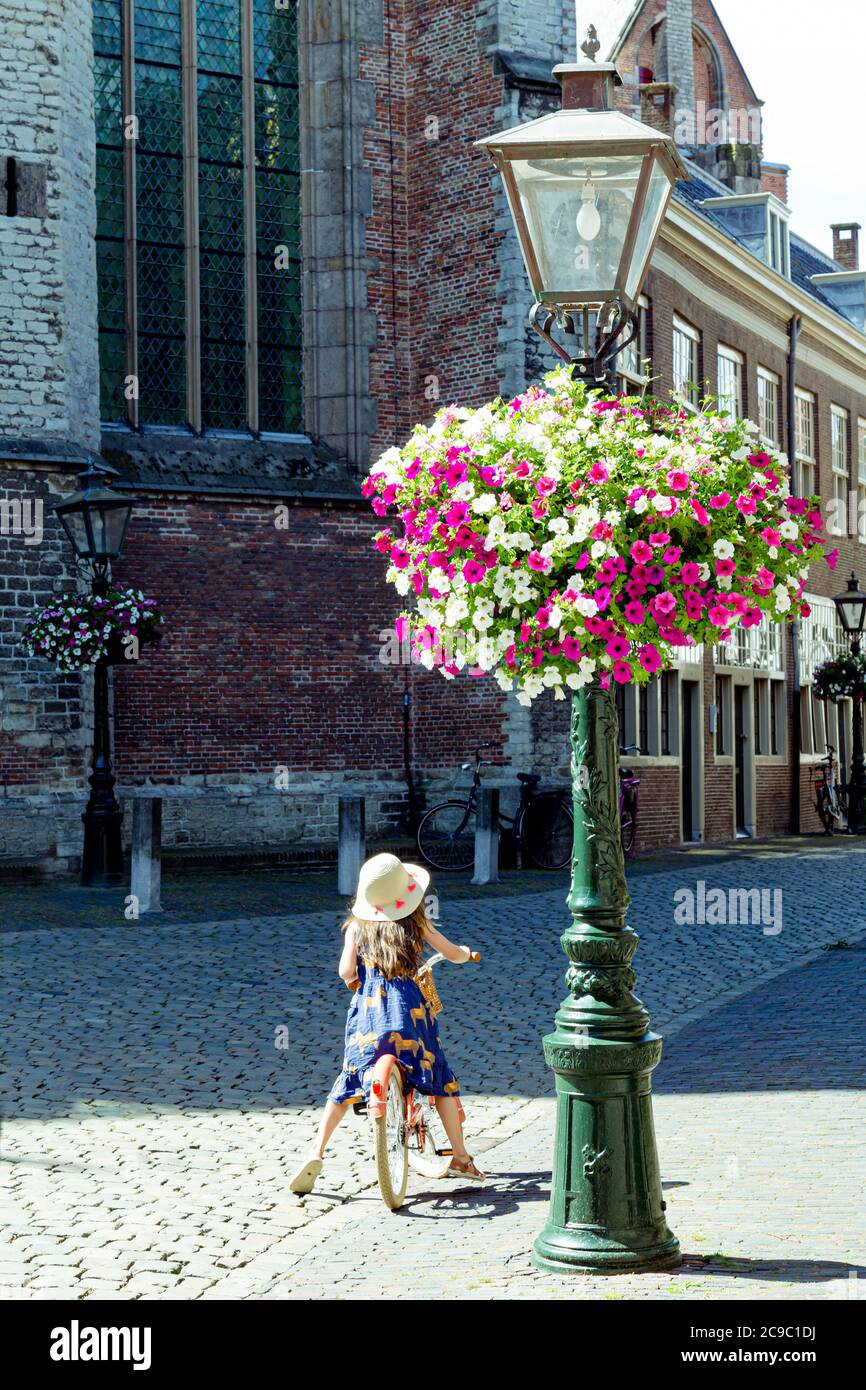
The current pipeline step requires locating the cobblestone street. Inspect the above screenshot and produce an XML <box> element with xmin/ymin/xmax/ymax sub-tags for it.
<box><xmin>2</xmin><ymin>840</ymin><xmax>865</xmax><ymax>1301</ymax></box>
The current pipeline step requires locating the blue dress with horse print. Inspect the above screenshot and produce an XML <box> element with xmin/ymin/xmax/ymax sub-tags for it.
<box><xmin>328</xmin><ymin>953</ymin><xmax>461</xmax><ymax>1107</ymax></box>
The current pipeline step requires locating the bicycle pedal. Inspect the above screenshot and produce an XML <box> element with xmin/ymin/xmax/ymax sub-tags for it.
<box><xmin>352</xmin><ymin>1100</ymin><xmax>368</xmax><ymax>1117</ymax></box>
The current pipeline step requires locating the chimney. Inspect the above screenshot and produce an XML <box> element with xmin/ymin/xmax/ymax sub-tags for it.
<box><xmin>639</xmin><ymin>82</ymin><xmax>679</xmax><ymax>138</ymax></box>
<box><xmin>832</xmin><ymin>223</ymin><xmax>861</xmax><ymax>271</ymax></box>
<box><xmin>761</xmin><ymin>162</ymin><xmax>789</xmax><ymax>205</ymax></box>
<box><xmin>657</xmin><ymin>0</ymin><xmax>695</xmax><ymax>143</ymax></box>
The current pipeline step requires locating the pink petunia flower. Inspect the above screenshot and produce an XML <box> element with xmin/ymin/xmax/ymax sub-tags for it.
<box><xmin>462</xmin><ymin>559</ymin><xmax>486</xmax><ymax>583</ymax></box>
<box><xmin>606</xmin><ymin>634</ymin><xmax>630</xmax><ymax>660</ymax></box>
<box><xmin>612</xmin><ymin>661</ymin><xmax>632</xmax><ymax>685</ymax></box>
<box><xmin>709</xmin><ymin>492</ymin><xmax>731</xmax><ymax>509</ymax></box>
<box><xmin>587</xmin><ymin>462</ymin><xmax>609</xmax><ymax>484</ymax></box>
<box><xmin>630</xmin><ymin>540</ymin><xmax>653</xmax><ymax>564</ymax></box>
<box><xmin>639</xmin><ymin>644</ymin><xmax>662</xmax><ymax>673</ymax></box>
<box><xmin>666</xmin><ymin>469</ymin><xmax>690</xmax><ymax>492</ymax></box>
<box><xmin>527</xmin><ymin>551</ymin><xmax>551</xmax><ymax>573</ymax></box>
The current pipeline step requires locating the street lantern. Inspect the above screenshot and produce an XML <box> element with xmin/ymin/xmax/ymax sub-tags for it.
<box><xmin>55</xmin><ymin>457</ymin><xmax>137</xmax><ymax>887</ymax></box>
<box><xmin>833</xmin><ymin>572</ymin><xmax>866</xmax><ymax>640</ymax></box>
<box><xmin>476</xmin><ymin>27</ymin><xmax>688</xmax><ymax>385</ymax></box>
<box><xmin>833</xmin><ymin>574</ymin><xmax>866</xmax><ymax>835</ymax></box>
<box><xmin>476</xmin><ymin>22</ymin><xmax>687</xmax><ymax>1276</ymax></box>
<box><xmin>55</xmin><ymin>459</ymin><xmax>136</xmax><ymax>581</ymax></box>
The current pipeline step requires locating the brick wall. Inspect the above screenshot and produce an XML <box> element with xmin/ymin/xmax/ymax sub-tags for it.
<box><xmin>362</xmin><ymin>0</ymin><xmax>504</xmax><ymax>459</ymax></box>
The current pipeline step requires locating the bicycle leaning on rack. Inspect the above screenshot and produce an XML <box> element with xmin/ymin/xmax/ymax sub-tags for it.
<box><xmin>814</xmin><ymin>744</ymin><xmax>847</xmax><ymax>834</ymax></box>
<box><xmin>355</xmin><ymin>949</ymin><xmax>480</xmax><ymax>1210</ymax></box>
<box><xmin>619</xmin><ymin>744</ymin><xmax>641</xmax><ymax>858</ymax></box>
<box><xmin>415</xmin><ymin>740</ymin><xmax>573</xmax><ymax>872</ymax></box>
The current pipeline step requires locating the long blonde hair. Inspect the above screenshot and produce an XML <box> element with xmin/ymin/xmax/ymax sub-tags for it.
<box><xmin>343</xmin><ymin>903</ymin><xmax>428</xmax><ymax>979</ymax></box>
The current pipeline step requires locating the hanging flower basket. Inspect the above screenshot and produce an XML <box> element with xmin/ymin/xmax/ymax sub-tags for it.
<box><xmin>813</xmin><ymin>652</ymin><xmax>866</xmax><ymax>703</ymax></box>
<box><xmin>364</xmin><ymin>366</ymin><xmax>829</xmax><ymax>703</ymax></box>
<box><xmin>20</xmin><ymin>587</ymin><xmax>164</xmax><ymax>673</ymax></box>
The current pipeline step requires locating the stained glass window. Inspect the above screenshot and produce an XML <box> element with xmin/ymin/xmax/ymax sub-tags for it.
<box><xmin>93</xmin><ymin>1</ymin><xmax>302</xmax><ymax>435</ymax></box>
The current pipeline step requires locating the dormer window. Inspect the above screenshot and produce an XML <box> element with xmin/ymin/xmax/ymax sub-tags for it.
<box><xmin>700</xmin><ymin>193</ymin><xmax>791</xmax><ymax>278</ymax></box>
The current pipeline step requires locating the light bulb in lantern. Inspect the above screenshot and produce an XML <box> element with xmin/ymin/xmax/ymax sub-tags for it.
<box><xmin>575</xmin><ymin>180</ymin><xmax>601</xmax><ymax>241</ymax></box>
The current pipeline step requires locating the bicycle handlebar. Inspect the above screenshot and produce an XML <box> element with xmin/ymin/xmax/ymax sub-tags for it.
<box><xmin>620</xmin><ymin>744</ymin><xmax>642</xmax><ymax>756</ymax></box>
<box><xmin>417</xmin><ymin>949</ymin><xmax>480</xmax><ymax>976</ymax></box>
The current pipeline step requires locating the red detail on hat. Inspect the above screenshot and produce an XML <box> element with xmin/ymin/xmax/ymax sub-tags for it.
<box><xmin>408</xmin><ymin>883</ymin><xmax>416</xmax><ymax>891</ymax></box>
<box><xmin>395</xmin><ymin>900</ymin><xmax>405</xmax><ymax>909</ymax></box>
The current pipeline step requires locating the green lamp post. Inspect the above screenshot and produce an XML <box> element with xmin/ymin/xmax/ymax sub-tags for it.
<box><xmin>476</xmin><ymin>25</ymin><xmax>686</xmax><ymax>1272</ymax></box>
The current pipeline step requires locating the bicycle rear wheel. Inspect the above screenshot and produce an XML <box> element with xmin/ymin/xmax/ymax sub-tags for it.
<box><xmin>522</xmin><ymin>794</ymin><xmax>573</xmax><ymax>870</ymax></box>
<box><xmin>373</xmin><ymin>1069</ymin><xmax>408</xmax><ymax>1210</ymax></box>
<box><xmin>417</xmin><ymin>800</ymin><xmax>476</xmax><ymax>871</ymax></box>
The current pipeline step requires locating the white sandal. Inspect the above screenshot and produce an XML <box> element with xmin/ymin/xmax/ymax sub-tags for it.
<box><xmin>446</xmin><ymin>1155</ymin><xmax>486</xmax><ymax>1182</ymax></box>
<box><xmin>289</xmin><ymin>1154</ymin><xmax>323</xmax><ymax>1195</ymax></box>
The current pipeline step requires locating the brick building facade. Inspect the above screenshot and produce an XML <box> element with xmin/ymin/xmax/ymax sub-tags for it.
<box><xmin>1</xmin><ymin>0</ymin><xmax>864</xmax><ymax>873</ymax></box>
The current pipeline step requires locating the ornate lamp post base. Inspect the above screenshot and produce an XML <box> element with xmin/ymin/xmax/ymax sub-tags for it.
<box><xmin>533</xmin><ymin>1035</ymin><xmax>680</xmax><ymax>1273</ymax></box>
<box><xmin>533</xmin><ymin>685</ymin><xmax>680</xmax><ymax>1275</ymax></box>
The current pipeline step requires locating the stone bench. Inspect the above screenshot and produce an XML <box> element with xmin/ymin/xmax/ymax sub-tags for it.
<box><xmin>118</xmin><ymin>785</ymin><xmax>373</xmax><ymax>915</ymax></box>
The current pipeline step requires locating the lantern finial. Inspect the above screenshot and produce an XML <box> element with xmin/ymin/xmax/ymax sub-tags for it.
<box><xmin>580</xmin><ymin>23</ymin><xmax>601</xmax><ymax>63</ymax></box>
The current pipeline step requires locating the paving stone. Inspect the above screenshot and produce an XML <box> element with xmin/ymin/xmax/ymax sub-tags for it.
<box><xmin>1</xmin><ymin>842</ymin><xmax>864</xmax><ymax>1300</ymax></box>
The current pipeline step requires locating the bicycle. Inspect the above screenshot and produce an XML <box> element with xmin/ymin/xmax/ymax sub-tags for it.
<box><xmin>416</xmin><ymin>740</ymin><xmax>573</xmax><ymax>872</ymax></box>
<box><xmin>619</xmin><ymin>744</ymin><xmax>641</xmax><ymax>858</ymax></box>
<box><xmin>815</xmin><ymin>744</ymin><xmax>847</xmax><ymax>834</ymax></box>
<box><xmin>358</xmin><ymin>949</ymin><xmax>480</xmax><ymax>1210</ymax></box>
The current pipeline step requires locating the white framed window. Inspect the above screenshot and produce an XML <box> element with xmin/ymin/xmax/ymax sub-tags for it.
<box><xmin>717</xmin><ymin>344</ymin><xmax>743</xmax><ymax>419</ymax></box>
<box><xmin>617</xmin><ymin>295</ymin><xmax>650</xmax><ymax>393</ymax></box>
<box><xmin>754</xmin><ymin>676</ymin><xmax>786</xmax><ymax>756</ymax></box>
<box><xmin>768</xmin><ymin>208</ymin><xmax>790</xmax><ymax>276</ymax></box>
<box><xmin>799</xmin><ymin>592</ymin><xmax>848</xmax><ymax>758</ymax></box>
<box><xmin>672</xmin><ymin>315</ymin><xmax>700</xmax><ymax>409</ymax></box>
<box><xmin>614</xmin><ymin>672</ymin><xmax>678</xmax><ymax>760</ymax></box>
<box><xmin>794</xmin><ymin>387</ymin><xmax>816</xmax><ymax>498</ymax></box>
<box><xmin>714</xmin><ymin>674</ymin><xmax>733</xmax><ymax>757</ymax></box>
<box><xmin>830</xmin><ymin>404</ymin><xmax>850</xmax><ymax>533</ymax></box>
<box><xmin>756</xmin><ymin>366</ymin><xmax>780</xmax><ymax>446</ymax></box>
<box><xmin>858</xmin><ymin>417</ymin><xmax>866</xmax><ymax>544</ymax></box>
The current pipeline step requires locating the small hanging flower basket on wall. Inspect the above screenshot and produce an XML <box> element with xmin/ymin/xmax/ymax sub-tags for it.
<box><xmin>20</xmin><ymin>587</ymin><xmax>164</xmax><ymax>673</ymax></box>
<box><xmin>813</xmin><ymin>652</ymin><xmax>866</xmax><ymax>703</ymax></box>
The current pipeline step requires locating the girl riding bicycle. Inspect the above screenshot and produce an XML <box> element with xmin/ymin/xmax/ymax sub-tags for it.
<box><xmin>289</xmin><ymin>852</ymin><xmax>486</xmax><ymax>1194</ymax></box>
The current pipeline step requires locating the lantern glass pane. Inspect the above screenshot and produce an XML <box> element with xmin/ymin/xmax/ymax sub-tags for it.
<box><xmin>509</xmin><ymin>154</ymin><xmax>643</xmax><ymax>298</ymax></box>
<box><xmin>59</xmin><ymin>508</ymin><xmax>91</xmax><ymax>557</ymax></box>
<box><xmin>624</xmin><ymin>157</ymin><xmax>672</xmax><ymax>300</ymax></box>
<box><xmin>839</xmin><ymin>597</ymin><xmax>866</xmax><ymax>633</ymax></box>
<box><xmin>95</xmin><ymin>502</ymin><xmax>132</xmax><ymax>556</ymax></box>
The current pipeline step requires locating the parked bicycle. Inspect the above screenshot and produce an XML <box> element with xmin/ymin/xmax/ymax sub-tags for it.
<box><xmin>619</xmin><ymin>744</ymin><xmax>641</xmax><ymax>858</ymax></box>
<box><xmin>815</xmin><ymin>744</ymin><xmax>847</xmax><ymax>834</ymax></box>
<box><xmin>416</xmin><ymin>740</ymin><xmax>573</xmax><ymax>872</ymax></box>
<box><xmin>357</xmin><ymin>950</ymin><xmax>480</xmax><ymax>1210</ymax></box>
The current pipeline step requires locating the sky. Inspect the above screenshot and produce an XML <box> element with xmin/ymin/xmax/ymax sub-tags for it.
<box><xmin>713</xmin><ymin>0</ymin><xmax>866</xmax><ymax>258</ymax></box>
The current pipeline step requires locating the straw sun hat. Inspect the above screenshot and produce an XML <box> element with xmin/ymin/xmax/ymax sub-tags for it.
<box><xmin>351</xmin><ymin>852</ymin><xmax>430</xmax><ymax>922</ymax></box>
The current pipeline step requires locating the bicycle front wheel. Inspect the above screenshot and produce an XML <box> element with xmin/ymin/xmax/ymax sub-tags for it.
<box><xmin>416</xmin><ymin>800</ymin><xmax>476</xmax><ymax>871</ymax></box>
<box><xmin>522</xmin><ymin>794</ymin><xmax>573</xmax><ymax>870</ymax></box>
<box><xmin>620</xmin><ymin>792</ymin><xmax>637</xmax><ymax>857</ymax></box>
<box><xmin>373</xmin><ymin>1069</ymin><xmax>408</xmax><ymax>1210</ymax></box>
<box><xmin>815</xmin><ymin>787</ymin><xmax>836</xmax><ymax>834</ymax></box>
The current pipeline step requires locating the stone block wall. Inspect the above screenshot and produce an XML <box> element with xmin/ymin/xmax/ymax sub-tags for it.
<box><xmin>0</xmin><ymin>0</ymin><xmax>98</xmax><ymax>448</ymax></box>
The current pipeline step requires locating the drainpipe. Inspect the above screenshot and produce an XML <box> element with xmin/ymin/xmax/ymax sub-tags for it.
<box><xmin>787</xmin><ymin>314</ymin><xmax>802</xmax><ymax>834</ymax></box>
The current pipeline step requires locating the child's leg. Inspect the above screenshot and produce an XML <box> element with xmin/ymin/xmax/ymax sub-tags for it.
<box><xmin>311</xmin><ymin>1098</ymin><xmax>353</xmax><ymax>1157</ymax></box>
<box><xmin>433</xmin><ymin>1096</ymin><xmax>470</xmax><ymax>1161</ymax></box>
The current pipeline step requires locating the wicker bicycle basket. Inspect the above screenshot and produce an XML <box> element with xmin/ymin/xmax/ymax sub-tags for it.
<box><xmin>416</xmin><ymin>967</ymin><xmax>443</xmax><ymax>1019</ymax></box>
